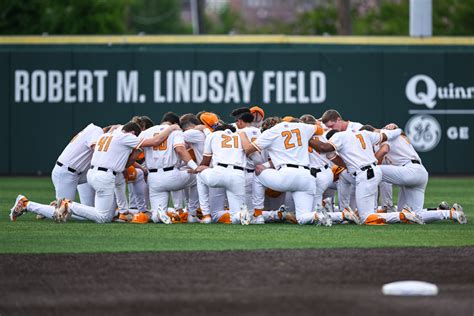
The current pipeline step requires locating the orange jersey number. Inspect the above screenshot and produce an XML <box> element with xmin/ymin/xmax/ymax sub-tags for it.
<box><xmin>152</xmin><ymin>133</ymin><xmax>167</xmax><ymax>151</ymax></box>
<box><xmin>355</xmin><ymin>134</ymin><xmax>366</xmax><ymax>149</ymax></box>
<box><xmin>97</xmin><ymin>136</ymin><xmax>113</xmax><ymax>152</ymax></box>
<box><xmin>282</xmin><ymin>129</ymin><xmax>302</xmax><ymax>150</ymax></box>
<box><xmin>221</xmin><ymin>135</ymin><xmax>239</xmax><ymax>148</ymax></box>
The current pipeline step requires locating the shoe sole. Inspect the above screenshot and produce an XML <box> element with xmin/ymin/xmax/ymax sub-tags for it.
<box><xmin>10</xmin><ymin>195</ymin><xmax>26</xmax><ymax>221</ymax></box>
<box><xmin>157</xmin><ymin>212</ymin><xmax>172</xmax><ymax>224</ymax></box>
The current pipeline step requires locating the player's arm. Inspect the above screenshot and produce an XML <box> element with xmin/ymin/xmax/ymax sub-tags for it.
<box><xmin>239</xmin><ymin>131</ymin><xmax>258</xmax><ymax>155</ymax></box>
<box><xmin>379</xmin><ymin>128</ymin><xmax>402</xmax><ymax>144</ymax></box>
<box><xmin>330</xmin><ymin>155</ymin><xmax>346</xmax><ymax>169</ymax></box>
<box><xmin>140</xmin><ymin>124</ymin><xmax>181</xmax><ymax>148</ymax></box>
<box><xmin>309</xmin><ymin>138</ymin><xmax>335</xmax><ymax>153</ymax></box>
<box><xmin>174</xmin><ymin>145</ymin><xmax>199</xmax><ymax>172</ymax></box>
<box><xmin>375</xmin><ymin>143</ymin><xmax>390</xmax><ymax>164</ymax></box>
<box><xmin>126</xmin><ymin>148</ymin><xmax>143</xmax><ymax>168</ymax></box>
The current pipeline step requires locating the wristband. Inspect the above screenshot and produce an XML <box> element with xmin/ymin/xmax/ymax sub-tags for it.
<box><xmin>187</xmin><ymin>160</ymin><xmax>198</xmax><ymax>170</ymax></box>
<box><xmin>262</xmin><ymin>161</ymin><xmax>271</xmax><ymax>168</ymax></box>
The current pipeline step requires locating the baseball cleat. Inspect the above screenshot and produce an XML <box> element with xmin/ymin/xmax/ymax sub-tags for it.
<box><xmin>157</xmin><ymin>210</ymin><xmax>172</xmax><ymax>224</ymax></box>
<box><xmin>187</xmin><ymin>214</ymin><xmax>201</xmax><ymax>223</ymax></box>
<box><xmin>114</xmin><ymin>213</ymin><xmax>132</xmax><ymax>223</ymax></box>
<box><xmin>10</xmin><ymin>194</ymin><xmax>29</xmax><ymax>221</ymax></box>
<box><xmin>322</xmin><ymin>198</ymin><xmax>334</xmax><ymax>212</ymax></box>
<box><xmin>52</xmin><ymin>198</ymin><xmax>71</xmax><ymax>223</ymax></box>
<box><xmin>438</xmin><ymin>201</ymin><xmax>450</xmax><ymax>210</ymax></box>
<box><xmin>250</xmin><ymin>214</ymin><xmax>265</xmax><ymax>225</ymax></box>
<box><xmin>239</xmin><ymin>204</ymin><xmax>251</xmax><ymax>226</ymax></box>
<box><xmin>451</xmin><ymin>203</ymin><xmax>467</xmax><ymax>224</ymax></box>
<box><xmin>277</xmin><ymin>205</ymin><xmax>297</xmax><ymax>224</ymax></box>
<box><xmin>401</xmin><ymin>207</ymin><xmax>424</xmax><ymax>225</ymax></box>
<box><xmin>314</xmin><ymin>209</ymin><xmax>332</xmax><ymax>227</ymax></box>
<box><xmin>200</xmin><ymin>214</ymin><xmax>212</xmax><ymax>224</ymax></box>
<box><xmin>342</xmin><ymin>207</ymin><xmax>361</xmax><ymax>225</ymax></box>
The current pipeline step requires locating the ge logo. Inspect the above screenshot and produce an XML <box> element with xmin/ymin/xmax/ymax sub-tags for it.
<box><xmin>405</xmin><ymin>115</ymin><xmax>441</xmax><ymax>152</ymax></box>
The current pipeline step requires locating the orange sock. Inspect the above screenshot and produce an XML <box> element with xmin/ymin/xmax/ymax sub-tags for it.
<box><xmin>254</xmin><ymin>209</ymin><xmax>263</xmax><ymax>217</ymax></box>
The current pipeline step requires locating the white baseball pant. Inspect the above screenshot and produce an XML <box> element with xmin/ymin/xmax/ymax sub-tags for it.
<box><xmin>256</xmin><ymin>166</ymin><xmax>316</xmax><ymax>225</ymax></box>
<box><xmin>148</xmin><ymin>169</ymin><xmax>197</xmax><ymax>221</ymax></box>
<box><xmin>128</xmin><ymin>168</ymin><xmax>148</xmax><ymax>212</ymax></box>
<box><xmin>69</xmin><ymin>168</ymin><xmax>118</xmax><ymax>223</ymax></box>
<box><xmin>380</xmin><ymin>162</ymin><xmax>444</xmax><ymax>223</ymax></box>
<box><xmin>197</xmin><ymin>165</ymin><xmax>246</xmax><ymax>220</ymax></box>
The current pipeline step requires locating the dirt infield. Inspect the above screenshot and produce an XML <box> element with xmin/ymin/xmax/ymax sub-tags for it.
<box><xmin>0</xmin><ymin>247</ymin><xmax>473</xmax><ymax>316</ymax></box>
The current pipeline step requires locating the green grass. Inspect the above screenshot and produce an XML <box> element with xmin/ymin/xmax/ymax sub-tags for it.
<box><xmin>0</xmin><ymin>177</ymin><xmax>473</xmax><ymax>254</ymax></box>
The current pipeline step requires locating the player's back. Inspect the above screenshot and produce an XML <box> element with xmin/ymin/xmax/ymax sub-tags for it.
<box><xmin>255</xmin><ymin>122</ymin><xmax>316</xmax><ymax>169</ymax></box>
<box><xmin>329</xmin><ymin>130</ymin><xmax>380</xmax><ymax>173</ymax></box>
<box><xmin>205</xmin><ymin>129</ymin><xmax>246</xmax><ymax>168</ymax></box>
<box><xmin>384</xmin><ymin>134</ymin><xmax>421</xmax><ymax>166</ymax></box>
<box><xmin>91</xmin><ymin>129</ymin><xmax>139</xmax><ymax>173</ymax></box>
<box><xmin>58</xmin><ymin>123</ymin><xmax>103</xmax><ymax>172</ymax></box>
<box><xmin>240</xmin><ymin>126</ymin><xmax>262</xmax><ymax>169</ymax></box>
<box><xmin>183</xmin><ymin>129</ymin><xmax>206</xmax><ymax>163</ymax></box>
<box><xmin>309</xmin><ymin>135</ymin><xmax>331</xmax><ymax>168</ymax></box>
<box><xmin>140</xmin><ymin>125</ymin><xmax>184</xmax><ymax>169</ymax></box>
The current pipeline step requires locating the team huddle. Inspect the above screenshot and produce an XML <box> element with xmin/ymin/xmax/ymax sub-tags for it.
<box><xmin>10</xmin><ymin>107</ymin><xmax>468</xmax><ymax>226</ymax></box>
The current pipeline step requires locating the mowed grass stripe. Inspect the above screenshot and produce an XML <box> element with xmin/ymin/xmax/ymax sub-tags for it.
<box><xmin>0</xmin><ymin>177</ymin><xmax>473</xmax><ymax>254</ymax></box>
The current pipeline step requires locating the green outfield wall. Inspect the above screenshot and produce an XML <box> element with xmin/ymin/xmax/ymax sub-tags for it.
<box><xmin>1</xmin><ymin>36</ymin><xmax>473</xmax><ymax>174</ymax></box>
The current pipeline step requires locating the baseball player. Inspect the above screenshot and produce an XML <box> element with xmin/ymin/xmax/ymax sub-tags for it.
<box><xmin>232</xmin><ymin>111</ymin><xmax>266</xmax><ymax>224</ymax></box>
<box><xmin>192</xmin><ymin>119</ymin><xmax>251</xmax><ymax>225</ymax></box>
<box><xmin>15</xmin><ymin>122</ymin><xmax>177</xmax><ymax>224</ymax></box>
<box><xmin>239</xmin><ymin>117</ymin><xmax>332</xmax><ymax>226</ymax></box>
<box><xmin>52</xmin><ymin>123</ymin><xmax>104</xmax><ymax>201</ymax></box>
<box><xmin>363</xmin><ymin>125</ymin><xmax>467</xmax><ymax>224</ymax></box>
<box><xmin>310</xmin><ymin>128</ymin><xmax>424</xmax><ymax>225</ymax></box>
<box><xmin>139</xmin><ymin>112</ymin><xmax>200</xmax><ymax>224</ymax></box>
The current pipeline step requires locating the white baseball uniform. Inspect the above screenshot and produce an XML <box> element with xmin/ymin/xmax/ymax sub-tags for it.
<box><xmin>51</xmin><ymin>123</ymin><xmax>103</xmax><ymax>200</ymax></box>
<box><xmin>240</xmin><ymin>126</ymin><xmax>264</xmax><ymax>212</ymax></box>
<box><xmin>252</xmin><ymin>122</ymin><xmax>317</xmax><ymax>225</ymax></box>
<box><xmin>328</xmin><ymin>130</ymin><xmax>401</xmax><ymax>224</ymax></box>
<box><xmin>309</xmin><ymin>135</ymin><xmax>333</xmax><ymax>210</ymax></box>
<box><xmin>67</xmin><ymin>129</ymin><xmax>142</xmax><ymax>223</ymax></box>
<box><xmin>336</xmin><ymin>121</ymin><xmax>362</xmax><ymax>211</ymax></box>
<box><xmin>197</xmin><ymin>129</ymin><xmax>247</xmax><ymax>223</ymax></box>
<box><xmin>379</xmin><ymin>135</ymin><xmax>448</xmax><ymax>223</ymax></box>
<box><xmin>140</xmin><ymin>125</ymin><xmax>198</xmax><ymax>222</ymax></box>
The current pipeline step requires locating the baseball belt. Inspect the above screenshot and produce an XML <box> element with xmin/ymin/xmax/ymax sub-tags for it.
<box><xmin>217</xmin><ymin>163</ymin><xmax>244</xmax><ymax>171</ymax></box>
<box><xmin>56</xmin><ymin>161</ymin><xmax>81</xmax><ymax>174</ymax></box>
<box><xmin>90</xmin><ymin>165</ymin><xmax>117</xmax><ymax>176</ymax></box>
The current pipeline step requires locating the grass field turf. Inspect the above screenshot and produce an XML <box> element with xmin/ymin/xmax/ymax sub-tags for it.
<box><xmin>1</xmin><ymin>176</ymin><xmax>473</xmax><ymax>254</ymax></box>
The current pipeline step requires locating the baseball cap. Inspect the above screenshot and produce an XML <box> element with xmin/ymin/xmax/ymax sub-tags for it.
<box><xmin>250</xmin><ymin>106</ymin><xmax>265</xmax><ymax>119</ymax></box>
<box><xmin>282</xmin><ymin>116</ymin><xmax>294</xmax><ymax>122</ymax></box>
<box><xmin>200</xmin><ymin>112</ymin><xmax>220</xmax><ymax>131</ymax></box>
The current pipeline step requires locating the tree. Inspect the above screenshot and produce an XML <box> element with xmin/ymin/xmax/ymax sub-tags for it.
<box><xmin>128</xmin><ymin>0</ymin><xmax>190</xmax><ymax>34</ymax></box>
<box><xmin>0</xmin><ymin>0</ymin><xmax>126</xmax><ymax>34</ymax></box>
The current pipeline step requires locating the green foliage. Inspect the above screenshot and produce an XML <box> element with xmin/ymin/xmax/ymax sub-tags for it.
<box><xmin>0</xmin><ymin>0</ymin><xmax>190</xmax><ymax>35</ymax></box>
<box><xmin>205</xmin><ymin>5</ymin><xmax>245</xmax><ymax>34</ymax></box>
<box><xmin>128</xmin><ymin>0</ymin><xmax>190</xmax><ymax>34</ymax></box>
<box><xmin>290</xmin><ymin>4</ymin><xmax>338</xmax><ymax>35</ymax></box>
<box><xmin>0</xmin><ymin>177</ymin><xmax>473</xmax><ymax>253</ymax></box>
<box><xmin>0</xmin><ymin>0</ymin><xmax>126</xmax><ymax>34</ymax></box>
<box><xmin>433</xmin><ymin>0</ymin><xmax>474</xmax><ymax>35</ymax></box>
<box><xmin>353</xmin><ymin>0</ymin><xmax>409</xmax><ymax>35</ymax></box>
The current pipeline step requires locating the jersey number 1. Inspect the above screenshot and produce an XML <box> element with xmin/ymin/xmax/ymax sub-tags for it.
<box><xmin>355</xmin><ymin>134</ymin><xmax>366</xmax><ymax>149</ymax></box>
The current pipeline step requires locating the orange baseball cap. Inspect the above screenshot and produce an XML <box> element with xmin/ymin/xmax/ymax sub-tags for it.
<box><xmin>200</xmin><ymin>112</ymin><xmax>220</xmax><ymax>131</ymax></box>
<box><xmin>282</xmin><ymin>116</ymin><xmax>294</xmax><ymax>122</ymax></box>
<box><xmin>250</xmin><ymin>106</ymin><xmax>265</xmax><ymax>118</ymax></box>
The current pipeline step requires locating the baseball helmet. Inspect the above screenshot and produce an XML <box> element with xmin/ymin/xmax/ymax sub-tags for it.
<box><xmin>131</xmin><ymin>212</ymin><xmax>150</xmax><ymax>224</ymax></box>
